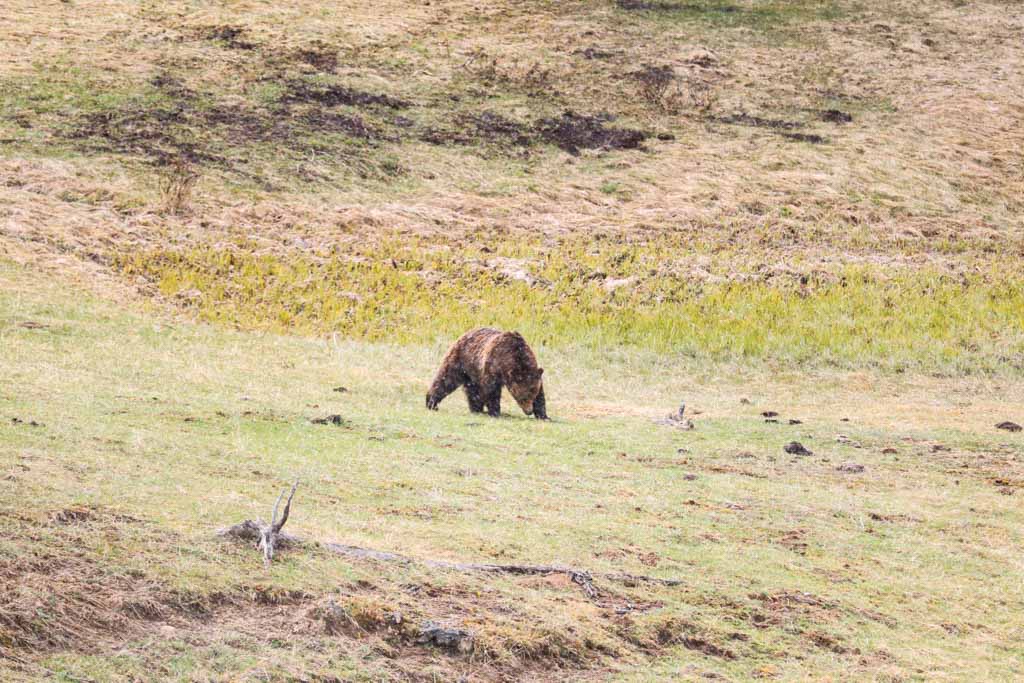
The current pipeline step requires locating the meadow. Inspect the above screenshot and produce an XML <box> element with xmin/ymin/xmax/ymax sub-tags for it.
<box><xmin>2</xmin><ymin>0</ymin><xmax>1024</xmax><ymax>680</ymax></box>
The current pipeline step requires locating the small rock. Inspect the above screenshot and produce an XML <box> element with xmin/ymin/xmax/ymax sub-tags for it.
<box><xmin>683</xmin><ymin>473</ymin><xmax>699</xmax><ymax>481</ymax></box>
<box><xmin>332</xmin><ymin>386</ymin><xmax>349</xmax><ymax>393</ymax></box>
<box><xmin>740</xmin><ymin>398</ymin><xmax>752</xmax><ymax>405</ymax></box>
<box><xmin>882</xmin><ymin>447</ymin><xmax>898</xmax><ymax>454</ymax></box>
<box><xmin>784</xmin><ymin>441</ymin><xmax>813</xmax><ymax>456</ymax></box>
<box><xmin>996</xmin><ymin>421</ymin><xmax>1022</xmax><ymax>433</ymax></box>
<box><xmin>418</xmin><ymin>621</ymin><xmax>474</xmax><ymax>653</ymax></box>
<box><xmin>931</xmin><ymin>444</ymin><xmax>950</xmax><ymax>453</ymax></box>
<box><xmin>761</xmin><ymin>411</ymin><xmax>779</xmax><ymax>418</ymax></box>
<box><xmin>836</xmin><ymin>463</ymin><xmax>865</xmax><ymax>473</ymax></box>
<box><xmin>764</xmin><ymin>418</ymin><xmax>779</xmax><ymax>424</ymax></box>
<box><xmin>788</xmin><ymin>419</ymin><xmax>803</xmax><ymax>425</ymax></box>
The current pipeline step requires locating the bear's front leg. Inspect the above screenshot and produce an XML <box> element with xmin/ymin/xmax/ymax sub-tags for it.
<box><xmin>426</xmin><ymin>368</ymin><xmax>464</xmax><ymax>410</ymax></box>
<box><xmin>533</xmin><ymin>386</ymin><xmax>548</xmax><ymax>420</ymax></box>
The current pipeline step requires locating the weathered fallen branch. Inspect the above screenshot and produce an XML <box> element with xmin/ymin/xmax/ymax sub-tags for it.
<box><xmin>219</xmin><ymin>487</ymin><xmax>683</xmax><ymax>596</ymax></box>
<box><xmin>220</xmin><ymin>482</ymin><xmax>298</xmax><ymax>567</ymax></box>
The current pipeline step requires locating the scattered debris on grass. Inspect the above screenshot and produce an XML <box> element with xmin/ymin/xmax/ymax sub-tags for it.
<box><xmin>784</xmin><ymin>441</ymin><xmax>813</xmax><ymax>456</ymax></box>
<box><xmin>311</xmin><ymin>414</ymin><xmax>346</xmax><ymax>426</ymax></box>
<box><xmin>836</xmin><ymin>463</ymin><xmax>865</xmax><ymax>473</ymax></box>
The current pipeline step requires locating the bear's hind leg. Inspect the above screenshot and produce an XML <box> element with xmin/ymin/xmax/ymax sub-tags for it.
<box><xmin>464</xmin><ymin>383</ymin><xmax>485</xmax><ymax>413</ymax></box>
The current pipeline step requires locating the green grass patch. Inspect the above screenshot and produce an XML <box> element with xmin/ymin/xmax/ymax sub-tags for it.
<box><xmin>115</xmin><ymin>239</ymin><xmax>1024</xmax><ymax>374</ymax></box>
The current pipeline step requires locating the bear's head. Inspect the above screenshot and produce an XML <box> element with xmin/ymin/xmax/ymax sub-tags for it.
<box><xmin>507</xmin><ymin>367</ymin><xmax>543</xmax><ymax>416</ymax></box>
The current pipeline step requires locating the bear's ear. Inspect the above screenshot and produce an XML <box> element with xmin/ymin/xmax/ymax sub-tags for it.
<box><xmin>537</xmin><ymin>367</ymin><xmax>544</xmax><ymax>376</ymax></box>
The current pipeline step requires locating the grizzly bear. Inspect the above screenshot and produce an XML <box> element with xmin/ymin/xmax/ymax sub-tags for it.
<box><xmin>426</xmin><ymin>328</ymin><xmax>547</xmax><ymax>419</ymax></box>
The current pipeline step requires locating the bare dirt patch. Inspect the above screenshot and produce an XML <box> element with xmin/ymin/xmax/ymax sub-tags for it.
<box><xmin>535</xmin><ymin>111</ymin><xmax>648</xmax><ymax>155</ymax></box>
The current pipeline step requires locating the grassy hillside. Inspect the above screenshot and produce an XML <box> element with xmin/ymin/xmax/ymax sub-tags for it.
<box><xmin>2</xmin><ymin>0</ymin><xmax>1023</xmax><ymax>373</ymax></box>
<box><xmin>2</xmin><ymin>0</ymin><xmax>1024</xmax><ymax>680</ymax></box>
<box><xmin>3</xmin><ymin>262</ymin><xmax>1024</xmax><ymax>681</ymax></box>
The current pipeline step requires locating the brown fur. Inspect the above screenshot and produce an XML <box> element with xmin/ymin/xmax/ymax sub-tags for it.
<box><xmin>426</xmin><ymin>328</ymin><xmax>547</xmax><ymax>419</ymax></box>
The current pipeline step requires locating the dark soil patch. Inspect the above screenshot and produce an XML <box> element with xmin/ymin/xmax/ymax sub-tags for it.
<box><xmin>300</xmin><ymin>111</ymin><xmax>382</xmax><ymax>140</ymax></box>
<box><xmin>820</xmin><ymin>109</ymin><xmax>853</xmax><ymax>124</ymax></box>
<box><xmin>654</xmin><ymin>619</ymin><xmax>736</xmax><ymax>659</ymax></box>
<box><xmin>195</xmin><ymin>25</ymin><xmax>256</xmax><ymax>50</ymax></box>
<box><xmin>420</xmin><ymin>110</ymin><xmax>648</xmax><ymax>157</ymax></box>
<box><xmin>996</xmin><ymin>421</ymin><xmax>1022</xmax><ymax>433</ymax></box>
<box><xmin>469</xmin><ymin>112</ymin><xmax>533</xmax><ymax>146</ymax></box>
<box><xmin>50</xmin><ymin>506</ymin><xmax>94</xmax><ymax>525</ymax></box>
<box><xmin>781</xmin><ymin>132</ymin><xmax>827</xmax><ymax>144</ymax></box>
<box><xmin>421</xmin><ymin>111</ymin><xmax>532</xmax><ymax>148</ymax></box>
<box><xmin>65</xmin><ymin>105</ymin><xmax>225</xmax><ymax>167</ymax></box>
<box><xmin>577</xmin><ymin>46</ymin><xmax>620</xmax><ymax>60</ymax></box>
<box><xmin>535</xmin><ymin>111</ymin><xmax>647</xmax><ymax>155</ymax></box>
<box><xmin>293</xmin><ymin>42</ymin><xmax>339</xmax><ymax>72</ymax></box>
<box><xmin>63</xmin><ymin>75</ymin><xmax>393</xmax><ymax>172</ymax></box>
<box><xmin>280</xmin><ymin>81</ymin><xmax>410</xmax><ymax>110</ymax></box>
<box><xmin>630</xmin><ymin>64</ymin><xmax>675</xmax><ymax>104</ymax></box>
<box><xmin>717</xmin><ymin>113</ymin><xmax>801</xmax><ymax>130</ymax></box>
<box><xmin>807</xmin><ymin>630</ymin><xmax>852</xmax><ymax>654</ymax></box>
<box><xmin>617</xmin><ymin>0</ymin><xmax>737</xmax><ymax>11</ymax></box>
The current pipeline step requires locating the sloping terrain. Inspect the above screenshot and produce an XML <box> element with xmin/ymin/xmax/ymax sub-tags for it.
<box><xmin>2</xmin><ymin>261</ymin><xmax>1024</xmax><ymax>681</ymax></box>
<box><xmin>2</xmin><ymin>0</ymin><xmax>1023</xmax><ymax>373</ymax></box>
<box><xmin>2</xmin><ymin>1</ymin><xmax>1024</xmax><ymax>680</ymax></box>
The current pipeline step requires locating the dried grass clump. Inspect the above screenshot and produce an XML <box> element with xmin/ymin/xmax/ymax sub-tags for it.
<box><xmin>157</xmin><ymin>157</ymin><xmax>199</xmax><ymax>216</ymax></box>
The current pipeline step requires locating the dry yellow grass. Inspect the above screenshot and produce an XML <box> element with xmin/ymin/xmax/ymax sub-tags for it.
<box><xmin>2</xmin><ymin>0</ymin><xmax>1022</xmax><ymax>275</ymax></box>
